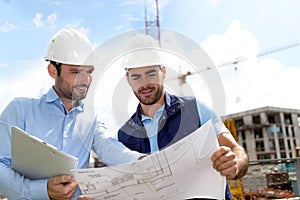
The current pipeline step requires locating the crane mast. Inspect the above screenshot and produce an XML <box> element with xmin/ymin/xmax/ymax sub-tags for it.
<box><xmin>144</xmin><ymin>0</ymin><xmax>161</xmax><ymax>47</ymax></box>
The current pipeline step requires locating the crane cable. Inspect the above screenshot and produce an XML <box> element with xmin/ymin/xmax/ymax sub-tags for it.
<box><xmin>170</xmin><ymin>41</ymin><xmax>300</xmax><ymax>83</ymax></box>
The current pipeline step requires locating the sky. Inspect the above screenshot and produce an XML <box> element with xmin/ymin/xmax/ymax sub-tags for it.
<box><xmin>1</xmin><ymin>0</ymin><xmax>300</xmax><ymax>132</ymax></box>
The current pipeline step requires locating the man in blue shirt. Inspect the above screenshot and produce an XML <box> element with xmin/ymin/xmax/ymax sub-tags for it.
<box><xmin>117</xmin><ymin>35</ymin><xmax>249</xmax><ymax>199</ymax></box>
<box><xmin>0</xmin><ymin>29</ymin><xmax>143</xmax><ymax>200</ymax></box>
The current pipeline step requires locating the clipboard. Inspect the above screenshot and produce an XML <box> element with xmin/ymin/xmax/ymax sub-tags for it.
<box><xmin>11</xmin><ymin>126</ymin><xmax>78</xmax><ymax>180</ymax></box>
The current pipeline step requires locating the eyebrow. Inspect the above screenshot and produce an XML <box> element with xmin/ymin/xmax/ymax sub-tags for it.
<box><xmin>130</xmin><ymin>69</ymin><xmax>158</xmax><ymax>77</ymax></box>
<box><xmin>145</xmin><ymin>69</ymin><xmax>157</xmax><ymax>75</ymax></box>
<box><xmin>68</xmin><ymin>66</ymin><xmax>95</xmax><ymax>72</ymax></box>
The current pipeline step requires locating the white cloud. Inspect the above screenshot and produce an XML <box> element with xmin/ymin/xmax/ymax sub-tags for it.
<box><xmin>65</xmin><ymin>21</ymin><xmax>90</xmax><ymax>37</ymax></box>
<box><xmin>49</xmin><ymin>1</ymin><xmax>61</xmax><ymax>6</ymax></box>
<box><xmin>65</xmin><ymin>20</ymin><xmax>82</xmax><ymax>29</ymax></box>
<box><xmin>210</xmin><ymin>0</ymin><xmax>220</xmax><ymax>7</ymax></box>
<box><xmin>122</xmin><ymin>14</ymin><xmax>143</xmax><ymax>23</ymax></box>
<box><xmin>158</xmin><ymin>0</ymin><xmax>170</xmax><ymax>9</ymax></box>
<box><xmin>201</xmin><ymin>19</ymin><xmax>260</xmax><ymax>67</ymax></box>
<box><xmin>33</xmin><ymin>13</ymin><xmax>44</xmax><ymax>28</ymax></box>
<box><xmin>0</xmin><ymin>21</ymin><xmax>17</xmax><ymax>32</ymax></box>
<box><xmin>0</xmin><ymin>63</ymin><xmax>8</xmax><ymax>68</ymax></box>
<box><xmin>114</xmin><ymin>25</ymin><xmax>124</xmax><ymax>31</ymax></box>
<box><xmin>200</xmin><ymin>20</ymin><xmax>300</xmax><ymax>115</ymax></box>
<box><xmin>33</xmin><ymin>12</ymin><xmax>57</xmax><ymax>29</ymax></box>
<box><xmin>0</xmin><ymin>60</ymin><xmax>52</xmax><ymax>113</ymax></box>
<box><xmin>77</xmin><ymin>27</ymin><xmax>90</xmax><ymax>37</ymax></box>
<box><xmin>46</xmin><ymin>13</ymin><xmax>57</xmax><ymax>29</ymax></box>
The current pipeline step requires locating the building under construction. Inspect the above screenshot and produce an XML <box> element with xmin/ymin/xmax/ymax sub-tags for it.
<box><xmin>223</xmin><ymin>106</ymin><xmax>300</xmax><ymax>199</ymax></box>
<box><xmin>222</xmin><ymin>106</ymin><xmax>300</xmax><ymax>161</ymax></box>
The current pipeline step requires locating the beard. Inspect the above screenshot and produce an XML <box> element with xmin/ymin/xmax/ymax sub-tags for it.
<box><xmin>71</xmin><ymin>84</ymin><xmax>89</xmax><ymax>100</ymax></box>
<box><xmin>134</xmin><ymin>84</ymin><xmax>163</xmax><ymax>105</ymax></box>
<box><xmin>56</xmin><ymin>77</ymin><xmax>89</xmax><ymax>101</ymax></box>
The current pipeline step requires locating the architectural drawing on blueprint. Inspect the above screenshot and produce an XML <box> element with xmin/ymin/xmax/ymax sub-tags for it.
<box><xmin>73</xmin><ymin>120</ymin><xmax>226</xmax><ymax>200</ymax></box>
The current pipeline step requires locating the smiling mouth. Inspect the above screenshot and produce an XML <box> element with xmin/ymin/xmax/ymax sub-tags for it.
<box><xmin>139</xmin><ymin>87</ymin><xmax>154</xmax><ymax>96</ymax></box>
<box><xmin>75</xmin><ymin>85</ymin><xmax>88</xmax><ymax>93</ymax></box>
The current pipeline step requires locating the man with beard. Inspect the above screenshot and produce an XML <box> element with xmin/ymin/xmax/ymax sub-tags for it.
<box><xmin>0</xmin><ymin>29</ymin><xmax>143</xmax><ymax>200</ymax></box>
<box><xmin>117</xmin><ymin>35</ymin><xmax>249</xmax><ymax>199</ymax></box>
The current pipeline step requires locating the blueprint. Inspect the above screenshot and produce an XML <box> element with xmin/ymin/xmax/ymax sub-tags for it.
<box><xmin>72</xmin><ymin>120</ymin><xmax>226</xmax><ymax>199</ymax></box>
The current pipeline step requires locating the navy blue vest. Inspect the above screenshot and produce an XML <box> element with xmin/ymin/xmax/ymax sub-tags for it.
<box><xmin>118</xmin><ymin>92</ymin><xmax>232</xmax><ymax>200</ymax></box>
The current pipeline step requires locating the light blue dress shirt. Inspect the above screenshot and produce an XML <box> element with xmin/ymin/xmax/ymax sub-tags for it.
<box><xmin>140</xmin><ymin>100</ymin><xmax>229</xmax><ymax>153</ymax></box>
<box><xmin>0</xmin><ymin>87</ymin><xmax>142</xmax><ymax>200</ymax></box>
<box><xmin>141</xmin><ymin>105</ymin><xmax>165</xmax><ymax>153</ymax></box>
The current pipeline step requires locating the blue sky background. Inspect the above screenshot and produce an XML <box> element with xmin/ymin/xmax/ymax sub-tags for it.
<box><xmin>1</xmin><ymin>0</ymin><xmax>299</xmax><ymax>63</ymax></box>
<box><xmin>1</xmin><ymin>0</ymin><xmax>300</xmax><ymax>129</ymax></box>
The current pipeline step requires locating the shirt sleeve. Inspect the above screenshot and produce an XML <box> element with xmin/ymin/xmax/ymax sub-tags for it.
<box><xmin>0</xmin><ymin>99</ymin><xmax>50</xmax><ymax>200</ymax></box>
<box><xmin>195</xmin><ymin>99</ymin><xmax>229</xmax><ymax>135</ymax></box>
<box><xmin>92</xmin><ymin>121</ymin><xmax>144</xmax><ymax>166</ymax></box>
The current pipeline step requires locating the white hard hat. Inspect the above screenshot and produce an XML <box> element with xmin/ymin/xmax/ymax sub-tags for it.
<box><xmin>121</xmin><ymin>49</ymin><xmax>162</xmax><ymax>70</ymax></box>
<box><xmin>121</xmin><ymin>34</ymin><xmax>162</xmax><ymax>70</ymax></box>
<box><xmin>44</xmin><ymin>29</ymin><xmax>94</xmax><ymax>65</ymax></box>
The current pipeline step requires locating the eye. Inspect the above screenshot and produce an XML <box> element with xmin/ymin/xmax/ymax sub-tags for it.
<box><xmin>148</xmin><ymin>72</ymin><xmax>156</xmax><ymax>77</ymax></box>
<box><xmin>87</xmin><ymin>69</ymin><xmax>94</xmax><ymax>74</ymax></box>
<box><xmin>131</xmin><ymin>74</ymin><xmax>141</xmax><ymax>80</ymax></box>
<box><xmin>71</xmin><ymin>70</ymin><xmax>80</xmax><ymax>74</ymax></box>
<box><xmin>146</xmin><ymin>70</ymin><xmax>158</xmax><ymax>78</ymax></box>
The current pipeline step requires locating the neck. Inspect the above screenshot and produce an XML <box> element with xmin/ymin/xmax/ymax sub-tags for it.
<box><xmin>62</xmin><ymin>99</ymin><xmax>78</xmax><ymax>112</ymax></box>
<box><xmin>140</xmin><ymin>94</ymin><xmax>165</xmax><ymax>118</ymax></box>
<box><xmin>53</xmin><ymin>87</ymin><xmax>78</xmax><ymax>112</ymax></box>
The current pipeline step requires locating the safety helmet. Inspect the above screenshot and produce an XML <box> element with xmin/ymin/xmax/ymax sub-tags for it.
<box><xmin>121</xmin><ymin>34</ymin><xmax>162</xmax><ymax>70</ymax></box>
<box><xmin>121</xmin><ymin>49</ymin><xmax>162</xmax><ymax>70</ymax></box>
<box><xmin>44</xmin><ymin>29</ymin><xmax>94</xmax><ymax>65</ymax></box>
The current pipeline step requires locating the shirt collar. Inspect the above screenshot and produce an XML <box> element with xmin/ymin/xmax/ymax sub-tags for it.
<box><xmin>141</xmin><ymin>104</ymin><xmax>165</xmax><ymax>122</ymax></box>
<box><xmin>46</xmin><ymin>86</ymin><xmax>60</xmax><ymax>103</ymax></box>
<box><xmin>135</xmin><ymin>91</ymin><xmax>172</xmax><ymax>120</ymax></box>
<box><xmin>165</xmin><ymin>91</ymin><xmax>172</xmax><ymax>107</ymax></box>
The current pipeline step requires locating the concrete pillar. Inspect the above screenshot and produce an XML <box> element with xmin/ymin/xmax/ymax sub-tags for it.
<box><xmin>280</xmin><ymin>112</ymin><xmax>289</xmax><ymax>158</ymax></box>
<box><xmin>273</xmin><ymin>124</ymin><xmax>280</xmax><ymax>159</ymax></box>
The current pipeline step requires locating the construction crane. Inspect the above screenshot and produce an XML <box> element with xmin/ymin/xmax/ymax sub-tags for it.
<box><xmin>172</xmin><ymin>41</ymin><xmax>300</xmax><ymax>85</ymax></box>
<box><xmin>143</xmin><ymin>1</ymin><xmax>246</xmax><ymax>198</ymax></box>
<box><xmin>224</xmin><ymin>118</ymin><xmax>245</xmax><ymax>199</ymax></box>
<box><xmin>142</xmin><ymin>0</ymin><xmax>300</xmax><ymax>87</ymax></box>
<box><xmin>142</xmin><ymin>1</ymin><xmax>300</xmax><ymax>199</ymax></box>
<box><xmin>144</xmin><ymin>0</ymin><xmax>160</xmax><ymax>46</ymax></box>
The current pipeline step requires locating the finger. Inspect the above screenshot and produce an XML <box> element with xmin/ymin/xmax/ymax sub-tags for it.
<box><xmin>211</xmin><ymin>146</ymin><xmax>231</xmax><ymax>162</ymax></box>
<box><xmin>55</xmin><ymin>181</ymin><xmax>78</xmax><ymax>200</ymax></box>
<box><xmin>78</xmin><ymin>196</ymin><xmax>93</xmax><ymax>200</ymax></box>
<box><xmin>67</xmin><ymin>184</ymin><xmax>79</xmax><ymax>199</ymax></box>
<box><xmin>63</xmin><ymin>180</ymin><xmax>78</xmax><ymax>194</ymax></box>
<box><xmin>212</xmin><ymin>151</ymin><xmax>236</xmax><ymax>170</ymax></box>
<box><xmin>216</xmin><ymin>155</ymin><xmax>237</xmax><ymax>170</ymax></box>
<box><xmin>220</xmin><ymin>164</ymin><xmax>238</xmax><ymax>179</ymax></box>
<box><xmin>77</xmin><ymin>195</ymin><xmax>85</xmax><ymax>200</ymax></box>
<box><xmin>213</xmin><ymin>155</ymin><xmax>239</xmax><ymax>179</ymax></box>
<box><xmin>52</xmin><ymin>175</ymin><xmax>73</xmax><ymax>184</ymax></box>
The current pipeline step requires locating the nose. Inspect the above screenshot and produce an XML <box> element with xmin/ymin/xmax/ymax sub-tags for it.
<box><xmin>139</xmin><ymin>75</ymin><xmax>149</xmax><ymax>84</ymax></box>
<box><xmin>136</xmin><ymin>76</ymin><xmax>155</xmax><ymax>90</ymax></box>
<box><xmin>77</xmin><ymin>72</ymin><xmax>92</xmax><ymax>85</ymax></box>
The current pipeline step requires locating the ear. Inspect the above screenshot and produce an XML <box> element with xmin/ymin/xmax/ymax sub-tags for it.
<box><xmin>161</xmin><ymin>66</ymin><xmax>166</xmax><ymax>80</ymax></box>
<box><xmin>125</xmin><ymin>74</ymin><xmax>132</xmax><ymax>87</ymax></box>
<box><xmin>48</xmin><ymin>63</ymin><xmax>57</xmax><ymax>78</ymax></box>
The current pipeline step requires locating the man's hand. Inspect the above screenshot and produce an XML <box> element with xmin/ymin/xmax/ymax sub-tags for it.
<box><xmin>47</xmin><ymin>175</ymin><xmax>78</xmax><ymax>200</ymax></box>
<box><xmin>77</xmin><ymin>195</ymin><xmax>93</xmax><ymax>200</ymax></box>
<box><xmin>211</xmin><ymin>146</ymin><xmax>239</xmax><ymax>180</ymax></box>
